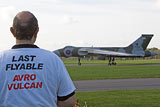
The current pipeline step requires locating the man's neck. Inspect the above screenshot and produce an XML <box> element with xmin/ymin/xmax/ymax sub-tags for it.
<box><xmin>16</xmin><ymin>40</ymin><xmax>34</xmax><ymax>45</ymax></box>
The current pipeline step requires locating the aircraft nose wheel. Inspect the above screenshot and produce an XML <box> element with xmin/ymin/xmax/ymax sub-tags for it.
<box><xmin>78</xmin><ymin>57</ymin><xmax>81</xmax><ymax>66</ymax></box>
<box><xmin>78</xmin><ymin>62</ymin><xmax>81</xmax><ymax>66</ymax></box>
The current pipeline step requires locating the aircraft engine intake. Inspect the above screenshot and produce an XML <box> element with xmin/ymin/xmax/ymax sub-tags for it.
<box><xmin>78</xmin><ymin>49</ymin><xmax>88</xmax><ymax>56</ymax></box>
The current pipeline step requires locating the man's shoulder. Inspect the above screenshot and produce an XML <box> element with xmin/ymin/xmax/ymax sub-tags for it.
<box><xmin>38</xmin><ymin>48</ymin><xmax>59</xmax><ymax>57</ymax></box>
<box><xmin>36</xmin><ymin>48</ymin><xmax>62</xmax><ymax>62</ymax></box>
<box><xmin>37</xmin><ymin>49</ymin><xmax>64</xmax><ymax>68</ymax></box>
<box><xmin>0</xmin><ymin>49</ymin><xmax>12</xmax><ymax>56</ymax></box>
<box><xmin>0</xmin><ymin>48</ymin><xmax>58</xmax><ymax>58</ymax></box>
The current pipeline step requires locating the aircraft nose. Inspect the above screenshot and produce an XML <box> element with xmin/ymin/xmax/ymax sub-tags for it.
<box><xmin>53</xmin><ymin>50</ymin><xmax>61</xmax><ymax>57</ymax></box>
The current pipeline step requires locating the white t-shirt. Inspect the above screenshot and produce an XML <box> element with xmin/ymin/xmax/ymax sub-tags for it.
<box><xmin>0</xmin><ymin>44</ymin><xmax>75</xmax><ymax>107</ymax></box>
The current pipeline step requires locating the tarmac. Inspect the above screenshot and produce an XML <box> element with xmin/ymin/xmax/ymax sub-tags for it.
<box><xmin>74</xmin><ymin>78</ymin><xmax>160</xmax><ymax>92</ymax></box>
<box><xmin>66</xmin><ymin>63</ymin><xmax>160</xmax><ymax>66</ymax></box>
<box><xmin>68</xmin><ymin>63</ymin><xmax>160</xmax><ymax>92</ymax></box>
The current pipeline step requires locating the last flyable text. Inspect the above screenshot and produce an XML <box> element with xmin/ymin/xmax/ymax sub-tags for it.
<box><xmin>6</xmin><ymin>63</ymin><xmax>43</xmax><ymax>71</ymax></box>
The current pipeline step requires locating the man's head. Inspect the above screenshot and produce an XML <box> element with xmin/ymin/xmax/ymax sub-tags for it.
<box><xmin>10</xmin><ymin>11</ymin><xmax>39</xmax><ymax>44</ymax></box>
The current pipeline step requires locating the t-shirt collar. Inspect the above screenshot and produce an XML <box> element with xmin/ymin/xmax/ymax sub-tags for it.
<box><xmin>12</xmin><ymin>44</ymin><xmax>39</xmax><ymax>49</ymax></box>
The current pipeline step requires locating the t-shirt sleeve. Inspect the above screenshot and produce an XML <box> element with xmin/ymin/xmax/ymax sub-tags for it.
<box><xmin>57</xmin><ymin>58</ymin><xmax>76</xmax><ymax>99</ymax></box>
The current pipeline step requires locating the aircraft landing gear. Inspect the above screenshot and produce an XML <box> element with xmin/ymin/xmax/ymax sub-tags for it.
<box><xmin>78</xmin><ymin>57</ymin><xmax>81</xmax><ymax>66</ymax></box>
<box><xmin>108</xmin><ymin>57</ymin><xmax>116</xmax><ymax>66</ymax></box>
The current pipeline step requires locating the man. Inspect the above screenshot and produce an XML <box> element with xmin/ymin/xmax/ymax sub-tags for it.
<box><xmin>0</xmin><ymin>11</ymin><xmax>76</xmax><ymax>107</ymax></box>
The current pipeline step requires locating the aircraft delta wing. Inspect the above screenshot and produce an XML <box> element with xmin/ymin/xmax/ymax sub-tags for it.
<box><xmin>53</xmin><ymin>34</ymin><xmax>157</xmax><ymax>65</ymax></box>
<box><xmin>78</xmin><ymin>48</ymin><xmax>141</xmax><ymax>57</ymax></box>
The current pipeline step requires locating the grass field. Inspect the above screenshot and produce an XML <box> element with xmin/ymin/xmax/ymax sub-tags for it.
<box><xmin>66</xmin><ymin>59</ymin><xmax>160</xmax><ymax>107</ymax></box>
<box><xmin>76</xmin><ymin>89</ymin><xmax>160</xmax><ymax>107</ymax></box>
<box><xmin>67</xmin><ymin>65</ymin><xmax>160</xmax><ymax>81</ymax></box>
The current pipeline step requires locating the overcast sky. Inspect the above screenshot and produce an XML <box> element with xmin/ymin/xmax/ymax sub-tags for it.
<box><xmin>0</xmin><ymin>0</ymin><xmax>160</xmax><ymax>51</ymax></box>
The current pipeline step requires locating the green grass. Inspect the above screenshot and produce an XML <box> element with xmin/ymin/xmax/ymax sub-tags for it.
<box><xmin>76</xmin><ymin>89</ymin><xmax>160</xmax><ymax>107</ymax></box>
<box><xmin>67</xmin><ymin>65</ymin><xmax>160</xmax><ymax>81</ymax></box>
<box><xmin>66</xmin><ymin>60</ymin><xmax>160</xmax><ymax>106</ymax></box>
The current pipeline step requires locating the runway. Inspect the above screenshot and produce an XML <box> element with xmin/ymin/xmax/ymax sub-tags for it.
<box><xmin>74</xmin><ymin>78</ymin><xmax>160</xmax><ymax>92</ymax></box>
<box><xmin>66</xmin><ymin>63</ymin><xmax>160</xmax><ymax>66</ymax></box>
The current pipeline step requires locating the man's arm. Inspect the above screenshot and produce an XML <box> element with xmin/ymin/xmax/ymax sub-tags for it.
<box><xmin>56</xmin><ymin>57</ymin><xmax>76</xmax><ymax>107</ymax></box>
<box><xmin>57</xmin><ymin>95</ymin><xmax>76</xmax><ymax>107</ymax></box>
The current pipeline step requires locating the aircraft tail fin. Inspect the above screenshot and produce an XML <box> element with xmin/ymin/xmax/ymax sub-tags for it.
<box><xmin>126</xmin><ymin>34</ymin><xmax>153</xmax><ymax>53</ymax></box>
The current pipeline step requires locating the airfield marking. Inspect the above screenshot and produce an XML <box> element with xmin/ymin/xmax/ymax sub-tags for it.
<box><xmin>74</xmin><ymin>78</ymin><xmax>160</xmax><ymax>92</ymax></box>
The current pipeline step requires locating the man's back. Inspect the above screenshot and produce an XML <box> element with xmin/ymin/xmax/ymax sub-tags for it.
<box><xmin>0</xmin><ymin>44</ymin><xmax>75</xmax><ymax>107</ymax></box>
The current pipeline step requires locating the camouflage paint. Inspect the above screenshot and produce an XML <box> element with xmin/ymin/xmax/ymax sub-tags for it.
<box><xmin>53</xmin><ymin>34</ymin><xmax>157</xmax><ymax>58</ymax></box>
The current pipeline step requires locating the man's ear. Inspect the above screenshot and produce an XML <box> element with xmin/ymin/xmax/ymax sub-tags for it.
<box><xmin>34</xmin><ymin>27</ymin><xmax>39</xmax><ymax>39</ymax></box>
<box><xmin>35</xmin><ymin>27</ymin><xmax>39</xmax><ymax>36</ymax></box>
<box><xmin>10</xmin><ymin>27</ymin><xmax>16</xmax><ymax>38</ymax></box>
<box><xmin>32</xmin><ymin>27</ymin><xmax>39</xmax><ymax>43</ymax></box>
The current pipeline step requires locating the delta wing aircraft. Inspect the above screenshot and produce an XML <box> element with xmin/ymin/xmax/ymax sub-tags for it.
<box><xmin>53</xmin><ymin>34</ymin><xmax>157</xmax><ymax>65</ymax></box>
